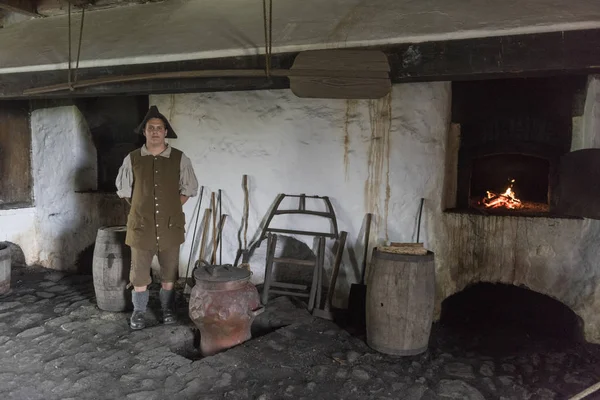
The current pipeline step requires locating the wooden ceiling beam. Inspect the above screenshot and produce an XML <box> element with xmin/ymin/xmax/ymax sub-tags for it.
<box><xmin>0</xmin><ymin>0</ymin><xmax>39</xmax><ymax>17</ymax></box>
<box><xmin>1</xmin><ymin>28</ymin><xmax>600</xmax><ymax>99</ymax></box>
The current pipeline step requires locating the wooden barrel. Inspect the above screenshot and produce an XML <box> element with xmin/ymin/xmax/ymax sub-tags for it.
<box><xmin>0</xmin><ymin>243</ymin><xmax>11</xmax><ymax>295</ymax></box>
<box><xmin>366</xmin><ymin>248</ymin><xmax>435</xmax><ymax>356</ymax></box>
<box><xmin>92</xmin><ymin>226</ymin><xmax>132</xmax><ymax>312</ymax></box>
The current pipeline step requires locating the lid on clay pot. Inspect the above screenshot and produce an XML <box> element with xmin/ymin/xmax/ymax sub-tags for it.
<box><xmin>193</xmin><ymin>264</ymin><xmax>251</xmax><ymax>283</ymax></box>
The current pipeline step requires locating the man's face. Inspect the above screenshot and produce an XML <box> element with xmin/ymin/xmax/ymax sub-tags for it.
<box><xmin>144</xmin><ymin>118</ymin><xmax>167</xmax><ymax>145</ymax></box>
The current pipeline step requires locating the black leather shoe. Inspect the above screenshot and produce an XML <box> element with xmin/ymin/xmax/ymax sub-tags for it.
<box><xmin>130</xmin><ymin>310</ymin><xmax>146</xmax><ymax>330</ymax></box>
<box><xmin>162</xmin><ymin>308</ymin><xmax>177</xmax><ymax>324</ymax></box>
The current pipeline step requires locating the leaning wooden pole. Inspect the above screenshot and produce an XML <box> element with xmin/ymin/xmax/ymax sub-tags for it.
<box><xmin>568</xmin><ymin>381</ymin><xmax>600</xmax><ymax>400</ymax></box>
<box><xmin>211</xmin><ymin>192</ymin><xmax>217</xmax><ymax>264</ymax></box>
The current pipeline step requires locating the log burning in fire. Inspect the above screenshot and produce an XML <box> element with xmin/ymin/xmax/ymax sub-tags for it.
<box><xmin>482</xmin><ymin>179</ymin><xmax>522</xmax><ymax>209</ymax></box>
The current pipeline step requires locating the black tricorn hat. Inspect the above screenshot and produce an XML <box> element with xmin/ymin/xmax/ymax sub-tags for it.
<box><xmin>134</xmin><ymin>105</ymin><xmax>177</xmax><ymax>139</ymax></box>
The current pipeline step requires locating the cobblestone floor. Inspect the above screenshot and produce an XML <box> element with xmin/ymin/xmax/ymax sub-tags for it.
<box><xmin>1</xmin><ymin>265</ymin><xmax>599</xmax><ymax>400</ymax></box>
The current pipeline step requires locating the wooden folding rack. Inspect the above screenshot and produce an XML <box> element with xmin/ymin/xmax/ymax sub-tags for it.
<box><xmin>258</xmin><ymin>194</ymin><xmax>339</xmax><ymax>310</ymax></box>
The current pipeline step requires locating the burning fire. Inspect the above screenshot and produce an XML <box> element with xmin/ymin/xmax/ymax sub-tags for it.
<box><xmin>482</xmin><ymin>179</ymin><xmax>522</xmax><ymax>209</ymax></box>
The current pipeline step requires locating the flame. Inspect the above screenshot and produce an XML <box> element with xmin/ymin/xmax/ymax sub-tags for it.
<box><xmin>482</xmin><ymin>179</ymin><xmax>522</xmax><ymax>209</ymax></box>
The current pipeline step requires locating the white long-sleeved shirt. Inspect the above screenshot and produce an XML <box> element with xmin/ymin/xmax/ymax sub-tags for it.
<box><xmin>115</xmin><ymin>144</ymin><xmax>198</xmax><ymax>199</ymax></box>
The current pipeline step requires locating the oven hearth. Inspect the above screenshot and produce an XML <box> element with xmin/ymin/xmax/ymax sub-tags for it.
<box><xmin>448</xmin><ymin>76</ymin><xmax>588</xmax><ymax>218</ymax></box>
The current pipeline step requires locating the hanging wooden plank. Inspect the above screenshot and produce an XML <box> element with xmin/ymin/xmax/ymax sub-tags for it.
<box><xmin>2</xmin><ymin>29</ymin><xmax>600</xmax><ymax>99</ymax></box>
<box><xmin>22</xmin><ymin>49</ymin><xmax>391</xmax><ymax>99</ymax></box>
<box><xmin>289</xmin><ymin>50</ymin><xmax>391</xmax><ymax>99</ymax></box>
<box><xmin>291</xmin><ymin>50</ymin><xmax>390</xmax><ymax>72</ymax></box>
<box><xmin>22</xmin><ymin>67</ymin><xmax>390</xmax><ymax>96</ymax></box>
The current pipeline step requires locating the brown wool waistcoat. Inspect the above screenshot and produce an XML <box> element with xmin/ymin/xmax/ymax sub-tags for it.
<box><xmin>125</xmin><ymin>147</ymin><xmax>185</xmax><ymax>251</ymax></box>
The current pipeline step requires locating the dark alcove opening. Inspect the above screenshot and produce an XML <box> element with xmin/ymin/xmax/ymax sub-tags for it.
<box><xmin>438</xmin><ymin>282</ymin><xmax>584</xmax><ymax>352</ymax></box>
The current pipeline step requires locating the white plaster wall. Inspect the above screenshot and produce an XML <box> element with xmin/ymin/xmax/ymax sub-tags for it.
<box><xmin>154</xmin><ymin>79</ymin><xmax>600</xmax><ymax>343</ymax></box>
<box><xmin>582</xmin><ymin>76</ymin><xmax>600</xmax><ymax>149</ymax></box>
<box><xmin>5</xmin><ymin>76</ymin><xmax>598</xmax><ymax>342</ymax></box>
<box><xmin>30</xmin><ymin>106</ymin><xmax>127</xmax><ymax>271</ymax></box>
<box><xmin>2</xmin><ymin>106</ymin><xmax>129</xmax><ymax>270</ymax></box>
<box><xmin>152</xmin><ymin>83</ymin><xmax>450</xmax><ymax>307</ymax></box>
<box><xmin>0</xmin><ymin>207</ymin><xmax>36</xmax><ymax>265</ymax></box>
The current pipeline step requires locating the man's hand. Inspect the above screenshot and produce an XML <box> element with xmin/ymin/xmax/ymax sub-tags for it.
<box><xmin>180</xmin><ymin>195</ymin><xmax>189</xmax><ymax>205</ymax></box>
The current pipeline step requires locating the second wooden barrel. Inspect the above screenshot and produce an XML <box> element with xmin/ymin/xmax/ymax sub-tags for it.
<box><xmin>366</xmin><ymin>248</ymin><xmax>435</xmax><ymax>356</ymax></box>
<box><xmin>92</xmin><ymin>226</ymin><xmax>132</xmax><ymax>312</ymax></box>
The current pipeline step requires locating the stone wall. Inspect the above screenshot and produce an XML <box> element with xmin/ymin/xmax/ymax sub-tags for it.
<box><xmin>2</xmin><ymin>78</ymin><xmax>600</xmax><ymax>342</ymax></box>
<box><xmin>431</xmin><ymin>76</ymin><xmax>600</xmax><ymax>342</ymax></box>
<box><xmin>153</xmin><ymin>79</ymin><xmax>600</xmax><ymax>343</ymax></box>
<box><xmin>0</xmin><ymin>106</ymin><xmax>128</xmax><ymax>271</ymax></box>
<box><xmin>151</xmin><ymin>83</ymin><xmax>450</xmax><ymax>307</ymax></box>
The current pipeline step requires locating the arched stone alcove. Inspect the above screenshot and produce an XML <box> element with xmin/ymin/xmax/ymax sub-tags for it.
<box><xmin>440</xmin><ymin>282</ymin><xmax>584</xmax><ymax>343</ymax></box>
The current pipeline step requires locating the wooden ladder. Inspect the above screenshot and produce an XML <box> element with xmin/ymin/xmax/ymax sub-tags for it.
<box><xmin>261</xmin><ymin>233</ymin><xmax>326</xmax><ymax>311</ymax></box>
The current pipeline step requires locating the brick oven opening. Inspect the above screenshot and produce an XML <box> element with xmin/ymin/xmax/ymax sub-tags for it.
<box><xmin>470</xmin><ymin>154</ymin><xmax>550</xmax><ymax>213</ymax></box>
<box><xmin>449</xmin><ymin>76</ymin><xmax>588</xmax><ymax>217</ymax></box>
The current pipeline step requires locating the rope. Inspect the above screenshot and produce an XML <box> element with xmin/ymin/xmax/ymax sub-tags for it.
<box><xmin>67</xmin><ymin>1</ymin><xmax>86</xmax><ymax>91</ymax></box>
<box><xmin>262</xmin><ymin>0</ymin><xmax>273</xmax><ymax>76</ymax></box>
<box><xmin>68</xmin><ymin>2</ymin><xmax>72</xmax><ymax>90</ymax></box>
<box><xmin>74</xmin><ymin>6</ymin><xmax>85</xmax><ymax>84</ymax></box>
<box><xmin>269</xmin><ymin>0</ymin><xmax>272</xmax><ymax>71</ymax></box>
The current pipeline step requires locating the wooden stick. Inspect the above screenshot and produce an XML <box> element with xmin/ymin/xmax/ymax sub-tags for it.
<box><xmin>211</xmin><ymin>192</ymin><xmax>217</xmax><ymax>264</ymax></box>
<box><xmin>242</xmin><ymin>175</ymin><xmax>249</xmax><ymax>251</ymax></box>
<box><xmin>183</xmin><ymin>187</ymin><xmax>204</xmax><ymax>290</ymax></box>
<box><xmin>315</xmin><ymin>236</ymin><xmax>325</xmax><ymax>309</ymax></box>
<box><xmin>184</xmin><ymin>206</ymin><xmax>211</xmax><ymax>294</ymax></box>
<box><xmin>197</xmin><ymin>208</ymin><xmax>212</xmax><ymax>265</ymax></box>
<box><xmin>568</xmin><ymin>381</ymin><xmax>600</xmax><ymax>400</ymax></box>
<box><xmin>214</xmin><ymin>214</ymin><xmax>227</xmax><ymax>256</ymax></box>
<box><xmin>360</xmin><ymin>213</ymin><xmax>373</xmax><ymax>285</ymax></box>
<box><xmin>324</xmin><ymin>231</ymin><xmax>347</xmax><ymax>311</ymax></box>
<box><xmin>218</xmin><ymin>189</ymin><xmax>222</xmax><ymax>265</ymax></box>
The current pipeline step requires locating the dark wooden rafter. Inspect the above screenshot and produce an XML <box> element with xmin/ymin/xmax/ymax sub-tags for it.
<box><xmin>387</xmin><ymin>29</ymin><xmax>600</xmax><ymax>82</ymax></box>
<box><xmin>0</xmin><ymin>0</ymin><xmax>39</xmax><ymax>17</ymax></box>
<box><xmin>1</xmin><ymin>28</ymin><xmax>600</xmax><ymax>99</ymax></box>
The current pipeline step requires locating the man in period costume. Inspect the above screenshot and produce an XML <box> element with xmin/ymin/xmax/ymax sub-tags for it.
<box><xmin>116</xmin><ymin>106</ymin><xmax>198</xmax><ymax>329</ymax></box>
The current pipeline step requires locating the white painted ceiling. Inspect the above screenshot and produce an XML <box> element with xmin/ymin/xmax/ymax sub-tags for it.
<box><xmin>0</xmin><ymin>0</ymin><xmax>599</xmax><ymax>74</ymax></box>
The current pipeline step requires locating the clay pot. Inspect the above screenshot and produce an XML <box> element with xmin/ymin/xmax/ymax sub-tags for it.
<box><xmin>189</xmin><ymin>264</ymin><xmax>263</xmax><ymax>356</ymax></box>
